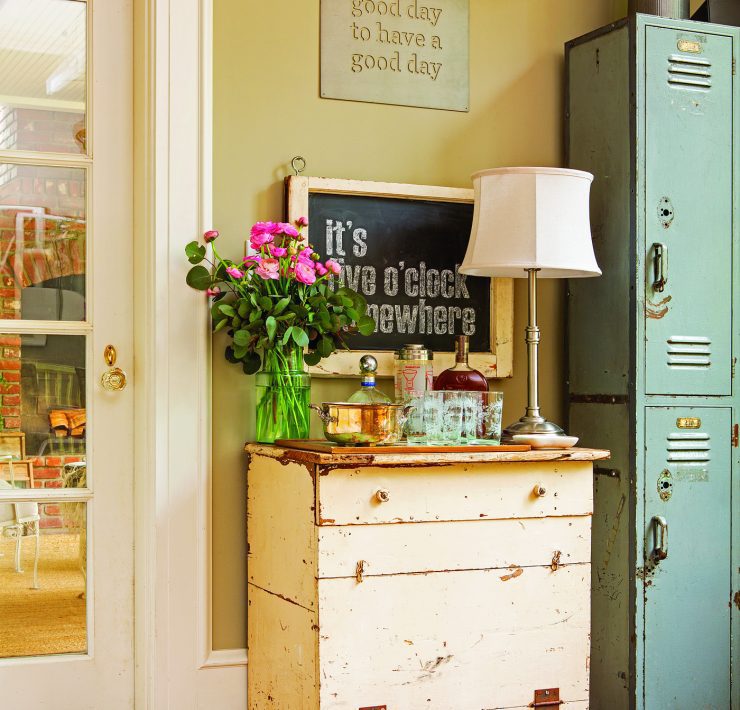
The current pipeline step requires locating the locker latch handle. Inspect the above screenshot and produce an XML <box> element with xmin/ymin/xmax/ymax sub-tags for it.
<box><xmin>652</xmin><ymin>243</ymin><xmax>668</xmax><ymax>292</ymax></box>
<box><xmin>651</xmin><ymin>515</ymin><xmax>668</xmax><ymax>562</ymax></box>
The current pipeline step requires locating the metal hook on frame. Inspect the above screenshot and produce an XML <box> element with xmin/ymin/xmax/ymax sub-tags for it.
<box><xmin>291</xmin><ymin>156</ymin><xmax>306</xmax><ymax>175</ymax></box>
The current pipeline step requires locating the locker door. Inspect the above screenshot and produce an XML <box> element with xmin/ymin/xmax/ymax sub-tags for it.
<box><xmin>643</xmin><ymin>26</ymin><xmax>733</xmax><ymax>396</ymax></box>
<box><xmin>643</xmin><ymin>407</ymin><xmax>731</xmax><ymax>709</ymax></box>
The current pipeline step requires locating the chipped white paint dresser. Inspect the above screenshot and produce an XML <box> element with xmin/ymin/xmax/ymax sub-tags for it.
<box><xmin>246</xmin><ymin>443</ymin><xmax>609</xmax><ymax>709</ymax></box>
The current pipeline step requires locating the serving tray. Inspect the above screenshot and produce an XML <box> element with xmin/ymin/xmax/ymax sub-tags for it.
<box><xmin>274</xmin><ymin>439</ymin><xmax>531</xmax><ymax>454</ymax></box>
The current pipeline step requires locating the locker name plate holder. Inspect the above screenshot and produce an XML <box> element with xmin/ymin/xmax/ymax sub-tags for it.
<box><xmin>677</xmin><ymin>39</ymin><xmax>702</xmax><ymax>54</ymax></box>
<box><xmin>677</xmin><ymin>417</ymin><xmax>701</xmax><ymax>429</ymax></box>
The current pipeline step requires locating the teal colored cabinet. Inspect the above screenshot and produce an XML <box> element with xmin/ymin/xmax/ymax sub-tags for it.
<box><xmin>567</xmin><ymin>15</ymin><xmax>739</xmax><ymax>710</ymax></box>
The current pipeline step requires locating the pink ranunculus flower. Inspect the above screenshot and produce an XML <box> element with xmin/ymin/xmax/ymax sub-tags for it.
<box><xmin>297</xmin><ymin>246</ymin><xmax>314</xmax><ymax>263</ymax></box>
<box><xmin>243</xmin><ymin>254</ymin><xmax>262</xmax><ymax>266</ymax></box>
<box><xmin>276</xmin><ymin>222</ymin><xmax>300</xmax><ymax>238</ymax></box>
<box><xmin>250</xmin><ymin>221</ymin><xmax>281</xmax><ymax>238</ymax></box>
<box><xmin>325</xmin><ymin>259</ymin><xmax>342</xmax><ymax>275</ymax></box>
<box><xmin>267</xmin><ymin>244</ymin><xmax>287</xmax><ymax>257</ymax></box>
<box><xmin>250</xmin><ymin>232</ymin><xmax>274</xmax><ymax>249</ymax></box>
<box><xmin>226</xmin><ymin>266</ymin><xmax>244</xmax><ymax>279</ymax></box>
<box><xmin>315</xmin><ymin>262</ymin><xmax>328</xmax><ymax>276</ymax></box>
<box><xmin>203</xmin><ymin>229</ymin><xmax>219</xmax><ymax>243</ymax></box>
<box><xmin>255</xmin><ymin>258</ymin><xmax>280</xmax><ymax>280</ymax></box>
<box><xmin>294</xmin><ymin>260</ymin><xmax>317</xmax><ymax>285</ymax></box>
<box><xmin>296</xmin><ymin>216</ymin><xmax>308</xmax><ymax>227</ymax></box>
<box><xmin>206</xmin><ymin>286</ymin><xmax>221</xmax><ymax>297</ymax></box>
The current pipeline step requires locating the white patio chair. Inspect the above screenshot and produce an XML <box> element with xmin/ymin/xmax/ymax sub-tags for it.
<box><xmin>0</xmin><ymin>479</ymin><xmax>40</xmax><ymax>589</ymax></box>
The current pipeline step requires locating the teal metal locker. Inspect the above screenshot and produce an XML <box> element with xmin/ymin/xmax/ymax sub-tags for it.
<box><xmin>567</xmin><ymin>15</ymin><xmax>739</xmax><ymax>710</ymax></box>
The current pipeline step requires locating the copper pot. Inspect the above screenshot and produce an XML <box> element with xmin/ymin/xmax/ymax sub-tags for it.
<box><xmin>309</xmin><ymin>402</ymin><xmax>412</xmax><ymax>446</ymax></box>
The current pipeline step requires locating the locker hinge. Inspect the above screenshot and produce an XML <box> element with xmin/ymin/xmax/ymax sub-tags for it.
<box><xmin>732</xmin><ymin>424</ymin><xmax>739</xmax><ymax>448</ymax></box>
<box><xmin>734</xmin><ymin>57</ymin><xmax>737</xmax><ymax>75</ymax></box>
<box><xmin>733</xmin><ymin>357</ymin><xmax>737</xmax><ymax>379</ymax></box>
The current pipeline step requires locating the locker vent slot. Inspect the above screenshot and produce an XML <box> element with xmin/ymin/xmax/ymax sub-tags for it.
<box><xmin>668</xmin><ymin>54</ymin><xmax>712</xmax><ymax>90</ymax></box>
<box><xmin>667</xmin><ymin>432</ymin><xmax>710</xmax><ymax>463</ymax></box>
<box><xmin>667</xmin><ymin>336</ymin><xmax>711</xmax><ymax>369</ymax></box>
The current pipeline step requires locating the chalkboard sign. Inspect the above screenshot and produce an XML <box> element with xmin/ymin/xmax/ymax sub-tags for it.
<box><xmin>286</xmin><ymin>176</ymin><xmax>514</xmax><ymax>378</ymax></box>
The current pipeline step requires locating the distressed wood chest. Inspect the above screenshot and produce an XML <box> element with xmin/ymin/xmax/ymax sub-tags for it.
<box><xmin>246</xmin><ymin>444</ymin><xmax>608</xmax><ymax>709</ymax></box>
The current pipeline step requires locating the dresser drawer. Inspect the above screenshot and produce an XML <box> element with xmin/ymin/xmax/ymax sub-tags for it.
<box><xmin>315</xmin><ymin>461</ymin><xmax>593</xmax><ymax>526</ymax></box>
<box><xmin>318</xmin><ymin>515</ymin><xmax>591</xmax><ymax>578</ymax></box>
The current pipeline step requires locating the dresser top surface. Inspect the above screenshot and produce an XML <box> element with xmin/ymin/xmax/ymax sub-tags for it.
<box><xmin>245</xmin><ymin>443</ymin><xmax>610</xmax><ymax>467</ymax></box>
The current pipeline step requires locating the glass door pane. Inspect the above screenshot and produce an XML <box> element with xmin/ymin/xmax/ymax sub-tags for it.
<box><xmin>0</xmin><ymin>0</ymin><xmax>86</xmax><ymax>154</ymax></box>
<box><xmin>0</xmin><ymin>163</ymin><xmax>86</xmax><ymax>321</ymax></box>
<box><xmin>0</xmin><ymin>501</ymin><xmax>87</xmax><ymax>657</ymax></box>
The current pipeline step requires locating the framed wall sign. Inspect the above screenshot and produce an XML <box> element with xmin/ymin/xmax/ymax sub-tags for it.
<box><xmin>285</xmin><ymin>176</ymin><xmax>513</xmax><ymax>378</ymax></box>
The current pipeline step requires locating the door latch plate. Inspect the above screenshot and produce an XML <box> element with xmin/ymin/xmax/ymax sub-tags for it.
<box><xmin>658</xmin><ymin>469</ymin><xmax>673</xmax><ymax>501</ymax></box>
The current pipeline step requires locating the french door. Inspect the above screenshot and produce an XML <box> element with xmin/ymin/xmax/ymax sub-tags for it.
<box><xmin>0</xmin><ymin>0</ymin><xmax>134</xmax><ymax>708</ymax></box>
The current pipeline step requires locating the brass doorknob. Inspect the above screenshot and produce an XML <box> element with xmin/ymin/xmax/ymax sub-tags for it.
<box><xmin>101</xmin><ymin>367</ymin><xmax>127</xmax><ymax>392</ymax></box>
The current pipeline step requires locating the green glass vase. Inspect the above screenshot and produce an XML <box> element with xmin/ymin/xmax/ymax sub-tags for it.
<box><xmin>255</xmin><ymin>345</ymin><xmax>311</xmax><ymax>444</ymax></box>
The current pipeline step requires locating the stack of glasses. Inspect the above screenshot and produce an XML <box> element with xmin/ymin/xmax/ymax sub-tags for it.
<box><xmin>405</xmin><ymin>391</ymin><xmax>504</xmax><ymax>446</ymax></box>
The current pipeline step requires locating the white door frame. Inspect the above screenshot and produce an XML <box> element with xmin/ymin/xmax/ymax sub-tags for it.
<box><xmin>134</xmin><ymin>0</ymin><xmax>246</xmax><ymax>707</ymax></box>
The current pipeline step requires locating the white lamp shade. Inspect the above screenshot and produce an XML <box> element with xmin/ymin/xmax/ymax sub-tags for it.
<box><xmin>460</xmin><ymin>167</ymin><xmax>601</xmax><ymax>279</ymax></box>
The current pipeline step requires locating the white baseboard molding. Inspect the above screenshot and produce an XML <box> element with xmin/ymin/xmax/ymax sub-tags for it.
<box><xmin>202</xmin><ymin>648</ymin><xmax>248</xmax><ymax>669</ymax></box>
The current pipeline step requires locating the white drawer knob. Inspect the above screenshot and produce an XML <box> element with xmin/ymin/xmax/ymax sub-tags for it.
<box><xmin>375</xmin><ymin>488</ymin><xmax>390</xmax><ymax>503</ymax></box>
<box><xmin>533</xmin><ymin>483</ymin><xmax>547</xmax><ymax>498</ymax></box>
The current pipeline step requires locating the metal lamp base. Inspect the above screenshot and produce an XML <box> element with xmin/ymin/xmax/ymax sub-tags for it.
<box><xmin>502</xmin><ymin>416</ymin><xmax>566</xmax><ymax>441</ymax></box>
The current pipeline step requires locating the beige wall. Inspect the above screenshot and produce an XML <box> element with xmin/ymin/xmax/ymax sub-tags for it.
<box><xmin>213</xmin><ymin>0</ymin><xmax>629</xmax><ymax>650</ymax></box>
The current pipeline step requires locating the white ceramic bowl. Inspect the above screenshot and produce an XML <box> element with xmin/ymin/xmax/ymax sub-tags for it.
<box><xmin>511</xmin><ymin>434</ymin><xmax>579</xmax><ymax>449</ymax></box>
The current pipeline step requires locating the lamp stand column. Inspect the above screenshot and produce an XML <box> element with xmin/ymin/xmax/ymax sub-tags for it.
<box><xmin>502</xmin><ymin>268</ymin><xmax>566</xmax><ymax>440</ymax></box>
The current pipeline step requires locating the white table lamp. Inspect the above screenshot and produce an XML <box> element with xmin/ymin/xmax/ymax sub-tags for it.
<box><xmin>460</xmin><ymin>167</ymin><xmax>601</xmax><ymax>439</ymax></box>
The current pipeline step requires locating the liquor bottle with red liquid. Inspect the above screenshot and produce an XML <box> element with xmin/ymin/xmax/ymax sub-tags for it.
<box><xmin>435</xmin><ymin>335</ymin><xmax>488</xmax><ymax>392</ymax></box>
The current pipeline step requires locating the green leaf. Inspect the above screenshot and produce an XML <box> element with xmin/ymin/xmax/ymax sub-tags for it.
<box><xmin>186</xmin><ymin>265</ymin><xmax>211</xmax><ymax>290</ymax></box>
<box><xmin>233</xmin><ymin>344</ymin><xmax>248</xmax><ymax>360</ymax></box>
<box><xmin>346</xmin><ymin>307</ymin><xmax>360</xmax><ymax>322</ymax></box>
<box><xmin>242</xmin><ymin>351</ymin><xmax>261</xmax><ymax>375</ymax></box>
<box><xmin>292</xmin><ymin>327</ymin><xmax>309</xmax><ymax>348</ymax></box>
<box><xmin>290</xmin><ymin>304</ymin><xmax>309</xmax><ymax>319</ymax></box>
<box><xmin>358</xmin><ymin>315</ymin><xmax>376</xmax><ymax>336</ymax></box>
<box><xmin>266</xmin><ymin>316</ymin><xmax>277</xmax><ymax>342</ymax></box>
<box><xmin>185</xmin><ymin>241</ymin><xmax>207</xmax><ymax>264</ymax></box>
<box><xmin>246</xmin><ymin>319</ymin><xmax>264</xmax><ymax>332</ymax></box>
<box><xmin>237</xmin><ymin>299</ymin><xmax>251</xmax><ymax>318</ymax></box>
<box><xmin>281</xmin><ymin>326</ymin><xmax>294</xmax><ymax>346</ymax></box>
<box><xmin>317</xmin><ymin>336</ymin><xmax>334</xmax><ymax>358</ymax></box>
<box><xmin>233</xmin><ymin>329</ymin><xmax>250</xmax><ymax>346</ymax></box>
<box><xmin>218</xmin><ymin>304</ymin><xmax>236</xmax><ymax>317</ymax></box>
<box><xmin>340</xmin><ymin>296</ymin><xmax>353</xmax><ymax>308</ymax></box>
<box><xmin>214</xmin><ymin>318</ymin><xmax>228</xmax><ymax>333</ymax></box>
<box><xmin>276</xmin><ymin>312</ymin><xmax>296</xmax><ymax>322</ymax></box>
<box><xmin>304</xmin><ymin>350</ymin><xmax>321</xmax><ymax>366</ymax></box>
<box><xmin>259</xmin><ymin>296</ymin><xmax>273</xmax><ymax>312</ymax></box>
<box><xmin>272</xmin><ymin>297</ymin><xmax>290</xmax><ymax>316</ymax></box>
<box><xmin>249</xmin><ymin>309</ymin><xmax>262</xmax><ymax>323</ymax></box>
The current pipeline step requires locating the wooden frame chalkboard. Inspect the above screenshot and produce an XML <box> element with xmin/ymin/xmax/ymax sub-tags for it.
<box><xmin>285</xmin><ymin>176</ymin><xmax>513</xmax><ymax>379</ymax></box>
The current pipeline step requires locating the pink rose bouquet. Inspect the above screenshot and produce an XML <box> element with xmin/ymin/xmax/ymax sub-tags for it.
<box><xmin>184</xmin><ymin>217</ymin><xmax>375</xmax><ymax>373</ymax></box>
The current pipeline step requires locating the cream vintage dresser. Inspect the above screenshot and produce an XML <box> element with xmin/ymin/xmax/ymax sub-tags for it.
<box><xmin>246</xmin><ymin>443</ymin><xmax>609</xmax><ymax>709</ymax></box>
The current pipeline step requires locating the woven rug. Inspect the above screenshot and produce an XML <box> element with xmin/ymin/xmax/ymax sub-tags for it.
<box><xmin>0</xmin><ymin>533</ymin><xmax>86</xmax><ymax>658</ymax></box>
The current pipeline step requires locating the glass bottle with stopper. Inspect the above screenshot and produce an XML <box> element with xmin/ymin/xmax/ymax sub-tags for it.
<box><xmin>435</xmin><ymin>335</ymin><xmax>488</xmax><ymax>392</ymax></box>
<box><xmin>348</xmin><ymin>355</ymin><xmax>392</xmax><ymax>404</ymax></box>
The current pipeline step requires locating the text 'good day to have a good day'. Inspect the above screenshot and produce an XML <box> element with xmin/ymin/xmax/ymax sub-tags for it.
<box><xmin>320</xmin><ymin>0</ymin><xmax>469</xmax><ymax>111</ymax></box>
